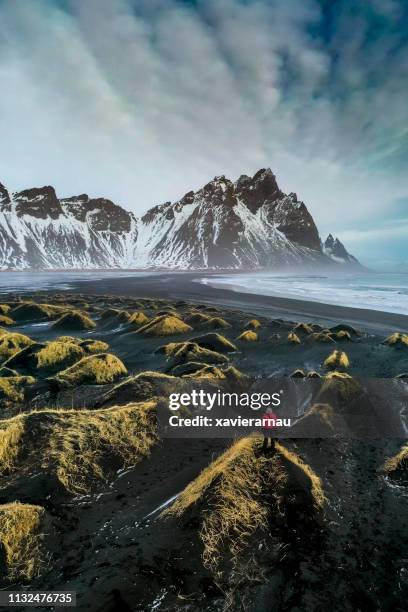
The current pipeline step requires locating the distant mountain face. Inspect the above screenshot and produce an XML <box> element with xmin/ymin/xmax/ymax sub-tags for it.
<box><xmin>0</xmin><ymin>170</ymin><xmax>359</xmax><ymax>270</ymax></box>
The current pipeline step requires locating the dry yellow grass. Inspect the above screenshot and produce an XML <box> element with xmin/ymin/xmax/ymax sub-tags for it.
<box><xmin>245</xmin><ymin>319</ymin><xmax>261</xmax><ymax>330</ymax></box>
<box><xmin>305</xmin><ymin>403</ymin><xmax>336</xmax><ymax>432</ymax></box>
<box><xmin>384</xmin><ymin>333</ymin><xmax>408</xmax><ymax>347</ymax></box>
<box><xmin>190</xmin><ymin>333</ymin><xmax>238</xmax><ymax>353</ymax></box>
<box><xmin>307</xmin><ymin>370</ymin><xmax>321</xmax><ymax>378</ymax></box>
<box><xmin>167</xmin><ymin>342</ymin><xmax>228</xmax><ymax>366</ymax></box>
<box><xmin>36</xmin><ymin>341</ymin><xmax>85</xmax><ymax>369</ymax></box>
<box><xmin>319</xmin><ymin>371</ymin><xmax>361</xmax><ymax>402</ymax></box>
<box><xmin>202</xmin><ymin>317</ymin><xmax>231</xmax><ymax>330</ymax></box>
<box><xmin>55</xmin><ymin>335</ymin><xmax>80</xmax><ymax>344</ymax></box>
<box><xmin>287</xmin><ymin>332</ymin><xmax>301</xmax><ymax>344</ymax></box>
<box><xmin>223</xmin><ymin>366</ymin><xmax>250</xmax><ymax>386</ymax></box>
<box><xmin>183</xmin><ymin>365</ymin><xmax>226</xmax><ymax>380</ymax></box>
<box><xmin>11</xmin><ymin>302</ymin><xmax>64</xmax><ymax>321</ymax></box>
<box><xmin>310</xmin><ymin>332</ymin><xmax>335</xmax><ymax>343</ymax></box>
<box><xmin>0</xmin><ymin>376</ymin><xmax>36</xmax><ymax>404</ymax></box>
<box><xmin>0</xmin><ymin>401</ymin><xmax>157</xmax><ymax>494</ymax></box>
<box><xmin>185</xmin><ymin>312</ymin><xmax>212</xmax><ymax>324</ymax></box>
<box><xmin>236</xmin><ymin>330</ymin><xmax>258</xmax><ymax>342</ymax></box>
<box><xmin>52</xmin><ymin>310</ymin><xmax>96</xmax><ymax>331</ymax></box>
<box><xmin>0</xmin><ymin>332</ymin><xmax>35</xmax><ymax>362</ymax></box>
<box><xmin>336</xmin><ymin>330</ymin><xmax>352</xmax><ymax>340</ymax></box>
<box><xmin>382</xmin><ymin>444</ymin><xmax>408</xmax><ymax>476</ymax></box>
<box><xmin>137</xmin><ymin>315</ymin><xmax>192</xmax><ymax>336</ymax></box>
<box><xmin>0</xmin><ymin>304</ymin><xmax>11</xmax><ymax>315</ymax></box>
<box><xmin>291</xmin><ymin>368</ymin><xmax>305</xmax><ymax>378</ymax></box>
<box><xmin>79</xmin><ymin>339</ymin><xmax>110</xmax><ymax>354</ymax></box>
<box><xmin>275</xmin><ymin>441</ymin><xmax>326</xmax><ymax>510</ymax></box>
<box><xmin>0</xmin><ymin>315</ymin><xmax>14</xmax><ymax>325</ymax></box>
<box><xmin>52</xmin><ymin>353</ymin><xmax>127</xmax><ymax>386</ymax></box>
<box><xmin>127</xmin><ymin>311</ymin><xmax>149</xmax><ymax>326</ymax></box>
<box><xmin>0</xmin><ymin>502</ymin><xmax>49</xmax><ymax>581</ymax></box>
<box><xmin>165</xmin><ymin>436</ymin><xmax>326</xmax><ymax>583</ymax></box>
<box><xmin>293</xmin><ymin>322</ymin><xmax>314</xmax><ymax>334</ymax></box>
<box><xmin>323</xmin><ymin>350</ymin><xmax>350</xmax><ymax>369</ymax></box>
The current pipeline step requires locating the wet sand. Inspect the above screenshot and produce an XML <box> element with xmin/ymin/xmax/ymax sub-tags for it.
<box><xmin>64</xmin><ymin>271</ymin><xmax>408</xmax><ymax>335</ymax></box>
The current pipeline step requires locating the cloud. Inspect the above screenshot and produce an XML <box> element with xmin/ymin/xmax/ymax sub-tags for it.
<box><xmin>0</xmin><ymin>0</ymin><xmax>407</xmax><ymax>264</ymax></box>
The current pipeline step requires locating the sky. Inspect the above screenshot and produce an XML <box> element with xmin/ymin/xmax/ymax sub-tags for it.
<box><xmin>0</xmin><ymin>0</ymin><xmax>407</xmax><ymax>266</ymax></box>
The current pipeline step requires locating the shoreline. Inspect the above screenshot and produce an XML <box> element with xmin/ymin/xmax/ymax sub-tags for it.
<box><xmin>41</xmin><ymin>271</ymin><xmax>408</xmax><ymax>335</ymax></box>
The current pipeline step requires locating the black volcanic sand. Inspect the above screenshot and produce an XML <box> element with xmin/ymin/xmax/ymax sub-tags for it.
<box><xmin>0</xmin><ymin>284</ymin><xmax>407</xmax><ymax>611</ymax></box>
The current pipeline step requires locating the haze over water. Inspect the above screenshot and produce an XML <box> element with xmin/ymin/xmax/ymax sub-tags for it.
<box><xmin>200</xmin><ymin>272</ymin><xmax>408</xmax><ymax>316</ymax></box>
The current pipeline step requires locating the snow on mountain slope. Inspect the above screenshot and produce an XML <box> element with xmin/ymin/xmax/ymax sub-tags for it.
<box><xmin>0</xmin><ymin>170</ymin><xmax>359</xmax><ymax>270</ymax></box>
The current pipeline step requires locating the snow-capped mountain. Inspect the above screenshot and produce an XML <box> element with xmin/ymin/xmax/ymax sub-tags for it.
<box><xmin>0</xmin><ymin>170</ymin><xmax>359</xmax><ymax>270</ymax></box>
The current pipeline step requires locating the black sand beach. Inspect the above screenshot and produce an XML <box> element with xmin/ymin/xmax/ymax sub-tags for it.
<box><xmin>0</xmin><ymin>277</ymin><xmax>407</xmax><ymax>611</ymax></box>
<box><xmin>63</xmin><ymin>272</ymin><xmax>408</xmax><ymax>335</ymax></box>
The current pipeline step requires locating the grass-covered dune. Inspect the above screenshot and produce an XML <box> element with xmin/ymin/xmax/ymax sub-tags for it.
<box><xmin>0</xmin><ymin>502</ymin><xmax>55</xmax><ymax>582</ymax></box>
<box><xmin>164</xmin><ymin>436</ymin><xmax>326</xmax><ymax>599</ymax></box>
<box><xmin>0</xmin><ymin>401</ymin><xmax>157</xmax><ymax>497</ymax></box>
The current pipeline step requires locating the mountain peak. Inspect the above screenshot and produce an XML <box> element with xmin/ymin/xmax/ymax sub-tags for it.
<box><xmin>324</xmin><ymin>234</ymin><xmax>358</xmax><ymax>265</ymax></box>
<box><xmin>0</xmin><ymin>172</ymin><xmax>359</xmax><ymax>270</ymax></box>
<box><xmin>13</xmin><ymin>186</ymin><xmax>62</xmax><ymax>220</ymax></box>
<box><xmin>235</xmin><ymin>167</ymin><xmax>282</xmax><ymax>213</ymax></box>
<box><xmin>0</xmin><ymin>182</ymin><xmax>11</xmax><ymax>211</ymax></box>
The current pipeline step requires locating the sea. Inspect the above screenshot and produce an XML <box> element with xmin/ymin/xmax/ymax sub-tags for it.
<box><xmin>1</xmin><ymin>270</ymin><xmax>408</xmax><ymax>316</ymax></box>
<box><xmin>199</xmin><ymin>271</ymin><xmax>408</xmax><ymax>316</ymax></box>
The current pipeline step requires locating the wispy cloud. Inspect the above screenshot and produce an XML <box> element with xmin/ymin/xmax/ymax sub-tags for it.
<box><xmin>0</xmin><ymin>0</ymin><xmax>407</xmax><ymax>263</ymax></box>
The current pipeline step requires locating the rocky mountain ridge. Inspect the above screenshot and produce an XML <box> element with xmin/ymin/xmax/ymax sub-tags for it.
<box><xmin>0</xmin><ymin>170</ymin><xmax>359</xmax><ymax>270</ymax></box>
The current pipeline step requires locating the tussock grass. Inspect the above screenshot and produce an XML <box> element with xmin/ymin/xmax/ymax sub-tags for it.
<box><xmin>304</xmin><ymin>403</ymin><xmax>336</xmax><ymax>433</ymax></box>
<box><xmin>127</xmin><ymin>311</ymin><xmax>149</xmax><ymax>326</ymax></box>
<box><xmin>384</xmin><ymin>332</ymin><xmax>408</xmax><ymax>347</ymax></box>
<box><xmin>137</xmin><ymin>315</ymin><xmax>192</xmax><ymax>336</ymax></box>
<box><xmin>51</xmin><ymin>353</ymin><xmax>127</xmax><ymax>386</ymax></box>
<box><xmin>307</xmin><ymin>370</ymin><xmax>321</xmax><ymax>378</ymax></box>
<box><xmin>192</xmin><ymin>333</ymin><xmax>237</xmax><ymax>353</ymax></box>
<box><xmin>310</xmin><ymin>332</ymin><xmax>335</xmax><ymax>343</ymax></box>
<box><xmin>335</xmin><ymin>330</ymin><xmax>352</xmax><ymax>341</ymax></box>
<box><xmin>0</xmin><ymin>401</ymin><xmax>157</xmax><ymax>494</ymax></box>
<box><xmin>36</xmin><ymin>341</ymin><xmax>85</xmax><ymax>370</ymax></box>
<box><xmin>159</xmin><ymin>341</ymin><xmax>228</xmax><ymax>366</ymax></box>
<box><xmin>287</xmin><ymin>332</ymin><xmax>301</xmax><ymax>344</ymax></box>
<box><xmin>55</xmin><ymin>335</ymin><xmax>79</xmax><ymax>344</ymax></box>
<box><xmin>183</xmin><ymin>365</ymin><xmax>226</xmax><ymax>380</ymax></box>
<box><xmin>0</xmin><ymin>376</ymin><xmax>36</xmax><ymax>404</ymax></box>
<box><xmin>12</xmin><ymin>302</ymin><xmax>64</xmax><ymax>322</ymax></box>
<box><xmin>330</xmin><ymin>324</ymin><xmax>361</xmax><ymax>337</ymax></box>
<box><xmin>293</xmin><ymin>322</ymin><xmax>314</xmax><ymax>334</ymax></box>
<box><xmin>382</xmin><ymin>444</ymin><xmax>408</xmax><ymax>478</ymax></box>
<box><xmin>52</xmin><ymin>311</ymin><xmax>96</xmax><ymax>331</ymax></box>
<box><xmin>79</xmin><ymin>339</ymin><xmax>109</xmax><ymax>354</ymax></box>
<box><xmin>0</xmin><ymin>502</ymin><xmax>49</xmax><ymax>581</ymax></box>
<box><xmin>223</xmin><ymin>366</ymin><xmax>250</xmax><ymax>386</ymax></box>
<box><xmin>164</xmin><ymin>438</ymin><xmax>271</xmax><ymax>518</ymax></box>
<box><xmin>0</xmin><ymin>304</ymin><xmax>11</xmax><ymax>315</ymax></box>
<box><xmin>323</xmin><ymin>350</ymin><xmax>350</xmax><ymax>370</ymax></box>
<box><xmin>291</xmin><ymin>368</ymin><xmax>305</xmax><ymax>378</ymax></box>
<box><xmin>236</xmin><ymin>330</ymin><xmax>258</xmax><ymax>342</ymax></box>
<box><xmin>100</xmin><ymin>308</ymin><xmax>122</xmax><ymax>319</ymax></box>
<box><xmin>0</xmin><ymin>332</ymin><xmax>35</xmax><ymax>362</ymax></box>
<box><xmin>0</xmin><ymin>315</ymin><xmax>14</xmax><ymax>325</ymax></box>
<box><xmin>185</xmin><ymin>312</ymin><xmax>212</xmax><ymax>324</ymax></box>
<box><xmin>245</xmin><ymin>319</ymin><xmax>261</xmax><ymax>330</ymax></box>
<box><xmin>94</xmin><ymin>371</ymin><xmax>178</xmax><ymax>407</ymax></box>
<box><xmin>166</xmin><ymin>436</ymin><xmax>325</xmax><ymax>584</ymax></box>
<box><xmin>202</xmin><ymin>317</ymin><xmax>231</xmax><ymax>330</ymax></box>
<box><xmin>319</xmin><ymin>371</ymin><xmax>361</xmax><ymax>402</ymax></box>
<box><xmin>275</xmin><ymin>441</ymin><xmax>326</xmax><ymax>510</ymax></box>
